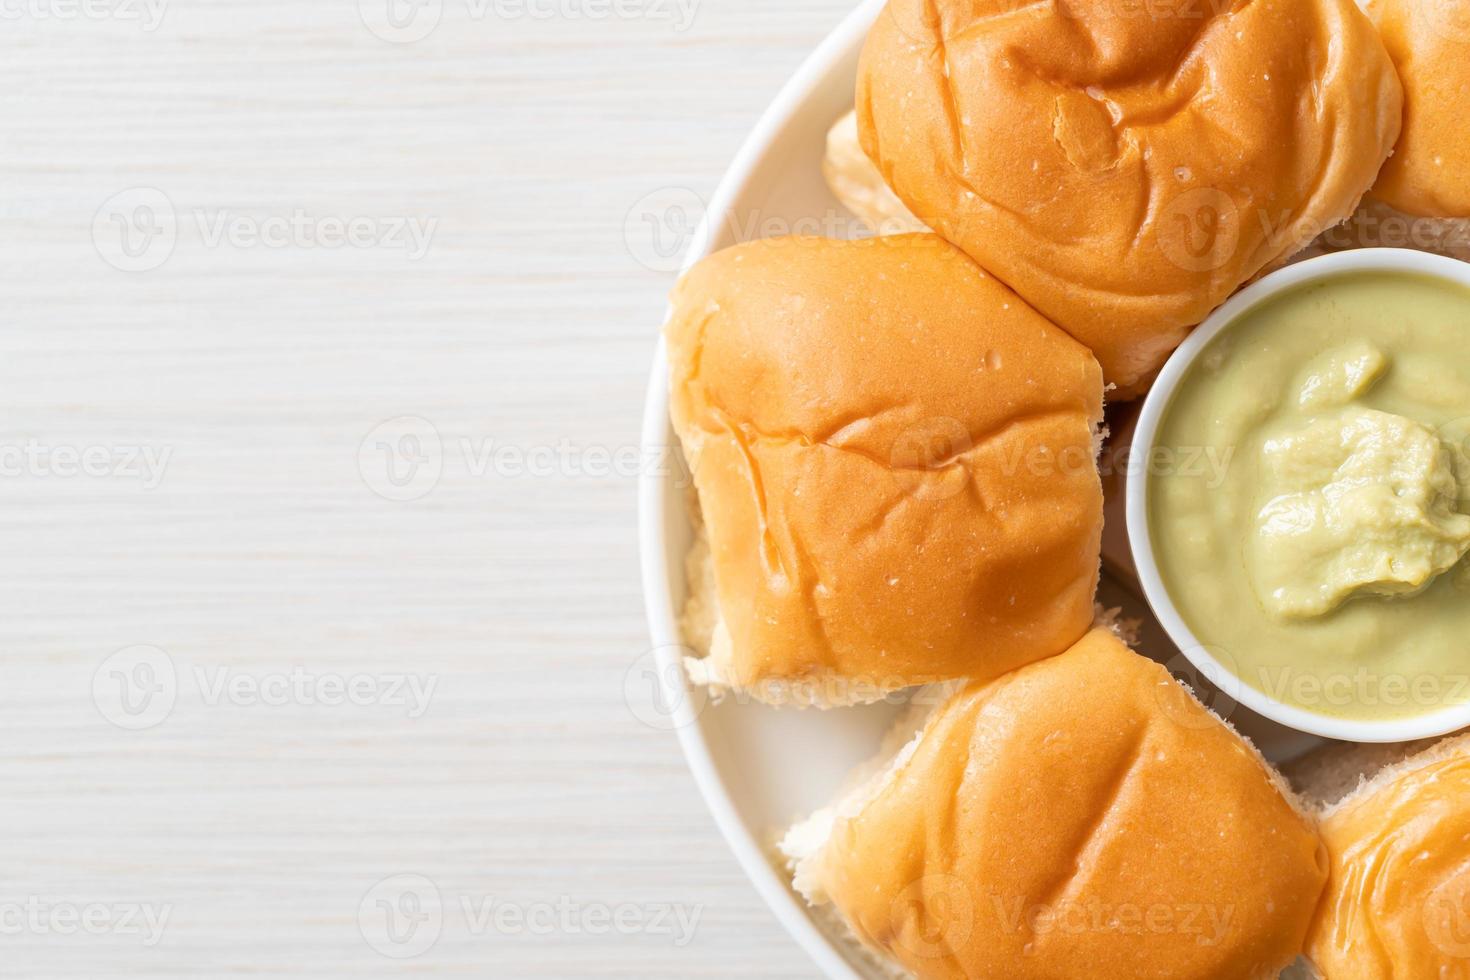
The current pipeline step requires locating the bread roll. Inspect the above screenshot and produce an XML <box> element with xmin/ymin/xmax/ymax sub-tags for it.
<box><xmin>857</xmin><ymin>0</ymin><xmax>1402</xmax><ymax>397</ymax></box>
<box><xmin>1305</xmin><ymin>734</ymin><xmax>1470</xmax><ymax>979</ymax></box>
<box><xmin>1310</xmin><ymin>0</ymin><xmax>1470</xmax><ymax>264</ymax></box>
<box><xmin>666</xmin><ymin>234</ymin><xmax>1104</xmax><ymax>705</ymax></box>
<box><xmin>823</xmin><ymin>111</ymin><xmax>928</xmax><ymax>236</ymax></box>
<box><xmin>782</xmin><ymin>627</ymin><xmax>1328</xmax><ymax>979</ymax></box>
<box><xmin>1369</xmin><ymin>0</ymin><xmax>1470</xmax><ymax>220</ymax></box>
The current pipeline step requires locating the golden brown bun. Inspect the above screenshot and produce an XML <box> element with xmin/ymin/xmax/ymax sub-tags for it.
<box><xmin>823</xmin><ymin>111</ymin><xmax>929</xmax><ymax>236</ymax></box>
<box><xmin>1306</xmin><ymin>733</ymin><xmax>1470</xmax><ymax>979</ymax></box>
<box><xmin>801</xmin><ymin>628</ymin><xmax>1328</xmax><ymax>980</ymax></box>
<box><xmin>857</xmin><ymin>0</ymin><xmax>1403</xmax><ymax>397</ymax></box>
<box><xmin>1370</xmin><ymin>0</ymin><xmax>1470</xmax><ymax>217</ymax></box>
<box><xmin>666</xmin><ymin>234</ymin><xmax>1104</xmax><ymax>703</ymax></box>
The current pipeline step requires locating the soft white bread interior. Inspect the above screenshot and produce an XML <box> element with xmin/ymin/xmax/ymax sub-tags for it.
<box><xmin>666</xmin><ymin>234</ymin><xmax>1105</xmax><ymax>706</ymax></box>
<box><xmin>676</xmin><ymin>521</ymin><xmax>740</xmax><ymax>697</ymax></box>
<box><xmin>857</xmin><ymin>0</ymin><xmax>1402</xmax><ymax>397</ymax></box>
<box><xmin>1302</xmin><ymin>733</ymin><xmax>1470</xmax><ymax>979</ymax></box>
<box><xmin>1282</xmin><ymin>735</ymin><xmax>1443</xmax><ymax>813</ymax></box>
<box><xmin>822</xmin><ymin>111</ymin><xmax>928</xmax><ymax>237</ymax></box>
<box><xmin>780</xmin><ymin>627</ymin><xmax>1327</xmax><ymax>980</ymax></box>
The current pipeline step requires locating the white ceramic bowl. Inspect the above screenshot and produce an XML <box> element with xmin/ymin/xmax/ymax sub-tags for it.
<box><xmin>1128</xmin><ymin>247</ymin><xmax>1470</xmax><ymax>744</ymax></box>
<box><xmin>637</xmin><ymin>3</ymin><xmax>1329</xmax><ymax>975</ymax></box>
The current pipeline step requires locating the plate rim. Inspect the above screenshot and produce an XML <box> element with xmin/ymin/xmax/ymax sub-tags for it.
<box><xmin>636</xmin><ymin>1</ymin><xmax>886</xmax><ymax>977</ymax></box>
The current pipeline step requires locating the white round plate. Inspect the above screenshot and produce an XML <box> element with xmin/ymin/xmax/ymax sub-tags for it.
<box><xmin>637</xmin><ymin>3</ymin><xmax>1325</xmax><ymax>975</ymax></box>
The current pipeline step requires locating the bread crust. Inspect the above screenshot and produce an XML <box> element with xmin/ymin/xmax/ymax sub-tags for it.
<box><xmin>666</xmin><ymin>234</ymin><xmax>1104</xmax><ymax>702</ymax></box>
<box><xmin>806</xmin><ymin>628</ymin><xmax>1328</xmax><ymax>979</ymax></box>
<box><xmin>1305</xmin><ymin>733</ymin><xmax>1470</xmax><ymax>979</ymax></box>
<box><xmin>1369</xmin><ymin>0</ymin><xmax>1470</xmax><ymax>218</ymax></box>
<box><xmin>857</xmin><ymin>0</ymin><xmax>1403</xmax><ymax>397</ymax></box>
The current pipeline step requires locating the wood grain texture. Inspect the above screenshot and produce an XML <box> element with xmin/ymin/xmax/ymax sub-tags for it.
<box><xmin>0</xmin><ymin>0</ymin><xmax>855</xmax><ymax>974</ymax></box>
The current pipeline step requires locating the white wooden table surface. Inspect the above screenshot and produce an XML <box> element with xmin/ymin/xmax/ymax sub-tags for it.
<box><xmin>0</xmin><ymin>1</ymin><xmax>853</xmax><ymax>974</ymax></box>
